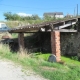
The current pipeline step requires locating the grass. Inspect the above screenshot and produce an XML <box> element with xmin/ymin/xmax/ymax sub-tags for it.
<box><xmin>0</xmin><ymin>44</ymin><xmax>80</xmax><ymax>80</ymax></box>
<box><xmin>11</xmin><ymin>33</ymin><xmax>33</xmax><ymax>38</ymax></box>
<box><xmin>2</xmin><ymin>20</ymin><xmax>43</xmax><ymax>28</ymax></box>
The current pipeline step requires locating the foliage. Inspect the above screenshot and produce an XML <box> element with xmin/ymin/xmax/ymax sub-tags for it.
<box><xmin>3</xmin><ymin>12</ymin><xmax>65</xmax><ymax>24</ymax></box>
<box><xmin>71</xmin><ymin>56</ymin><xmax>78</xmax><ymax>61</ymax></box>
<box><xmin>11</xmin><ymin>33</ymin><xmax>18</xmax><ymax>38</ymax></box>
<box><xmin>4</xmin><ymin>12</ymin><xmax>41</xmax><ymax>21</ymax></box>
<box><xmin>43</xmin><ymin>15</ymin><xmax>55</xmax><ymax>21</ymax></box>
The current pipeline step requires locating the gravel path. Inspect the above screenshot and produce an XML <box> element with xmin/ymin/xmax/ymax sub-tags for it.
<box><xmin>0</xmin><ymin>60</ymin><xmax>47</xmax><ymax>80</ymax></box>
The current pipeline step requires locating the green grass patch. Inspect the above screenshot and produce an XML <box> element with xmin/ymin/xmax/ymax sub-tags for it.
<box><xmin>32</xmin><ymin>53</ymin><xmax>50</xmax><ymax>61</ymax></box>
<box><xmin>61</xmin><ymin>56</ymin><xmax>80</xmax><ymax>66</ymax></box>
<box><xmin>0</xmin><ymin>44</ymin><xmax>80</xmax><ymax>80</ymax></box>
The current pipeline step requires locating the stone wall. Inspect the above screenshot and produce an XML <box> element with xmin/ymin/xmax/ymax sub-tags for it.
<box><xmin>61</xmin><ymin>32</ymin><xmax>80</xmax><ymax>57</ymax></box>
<box><xmin>8</xmin><ymin>32</ymin><xmax>80</xmax><ymax>59</ymax></box>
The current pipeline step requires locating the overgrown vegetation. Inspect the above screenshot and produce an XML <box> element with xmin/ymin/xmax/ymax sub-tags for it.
<box><xmin>3</xmin><ymin>12</ymin><xmax>65</xmax><ymax>28</ymax></box>
<box><xmin>4</xmin><ymin>12</ymin><xmax>41</xmax><ymax>21</ymax></box>
<box><xmin>0</xmin><ymin>44</ymin><xmax>80</xmax><ymax>80</ymax></box>
<box><xmin>4</xmin><ymin>20</ymin><xmax>43</xmax><ymax>28</ymax></box>
<box><xmin>2</xmin><ymin>12</ymin><xmax>78</xmax><ymax>28</ymax></box>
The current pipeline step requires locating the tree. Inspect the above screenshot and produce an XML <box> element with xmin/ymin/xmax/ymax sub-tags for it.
<box><xmin>4</xmin><ymin>12</ymin><xmax>41</xmax><ymax>21</ymax></box>
<box><xmin>31</xmin><ymin>15</ymin><xmax>41</xmax><ymax>20</ymax></box>
<box><xmin>4</xmin><ymin>12</ymin><xmax>12</xmax><ymax>20</ymax></box>
<box><xmin>43</xmin><ymin>15</ymin><xmax>55</xmax><ymax>21</ymax></box>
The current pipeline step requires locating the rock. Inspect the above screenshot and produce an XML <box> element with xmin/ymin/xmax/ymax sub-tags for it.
<box><xmin>48</xmin><ymin>54</ymin><xmax>56</xmax><ymax>62</ymax></box>
<box><xmin>0</xmin><ymin>32</ymin><xmax>12</xmax><ymax>40</ymax></box>
<box><xmin>2</xmin><ymin>35</ymin><xmax>10</xmax><ymax>39</ymax></box>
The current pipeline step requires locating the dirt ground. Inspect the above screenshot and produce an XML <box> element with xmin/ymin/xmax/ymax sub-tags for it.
<box><xmin>0</xmin><ymin>59</ymin><xmax>47</xmax><ymax>80</ymax></box>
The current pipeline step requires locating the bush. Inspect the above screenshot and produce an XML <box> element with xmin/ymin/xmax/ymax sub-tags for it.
<box><xmin>71</xmin><ymin>56</ymin><xmax>78</xmax><ymax>61</ymax></box>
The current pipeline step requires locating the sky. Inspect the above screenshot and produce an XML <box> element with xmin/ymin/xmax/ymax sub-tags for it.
<box><xmin>0</xmin><ymin>0</ymin><xmax>80</xmax><ymax>20</ymax></box>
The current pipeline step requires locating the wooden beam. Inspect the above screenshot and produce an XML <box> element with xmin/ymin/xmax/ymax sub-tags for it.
<box><xmin>58</xmin><ymin>22</ymin><xmax>76</xmax><ymax>29</ymax></box>
<box><xmin>9</xmin><ymin>27</ymin><xmax>39</xmax><ymax>33</ymax></box>
<box><xmin>18</xmin><ymin>33</ymin><xmax>24</xmax><ymax>50</ymax></box>
<box><xmin>10</xmin><ymin>30</ymin><xmax>38</xmax><ymax>33</ymax></box>
<box><xmin>54</xmin><ymin>29</ymin><xmax>77</xmax><ymax>32</ymax></box>
<box><xmin>50</xmin><ymin>23</ymin><xmax>54</xmax><ymax>31</ymax></box>
<box><xmin>40</xmin><ymin>29</ymin><xmax>77</xmax><ymax>32</ymax></box>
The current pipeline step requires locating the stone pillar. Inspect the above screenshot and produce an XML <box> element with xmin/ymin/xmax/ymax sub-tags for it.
<box><xmin>51</xmin><ymin>31</ymin><xmax>61</xmax><ymax>62</ymax></box>
<box><xmin>18</xmin><ymin>33</ymin><xmax>24</xmax><ymax>50</ymax></box>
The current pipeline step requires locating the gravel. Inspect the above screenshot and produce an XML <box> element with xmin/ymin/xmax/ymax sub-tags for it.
<box><xmin>0</xmin><ymin>60</ymin><xmax>47</xmax><ymax>80</ymax></box>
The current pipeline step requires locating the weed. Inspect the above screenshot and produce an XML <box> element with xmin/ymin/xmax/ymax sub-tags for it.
<box><xmin>71</xmin><ymin>56</ymin><xmax>78</xmax><ymax>61</ymax></box>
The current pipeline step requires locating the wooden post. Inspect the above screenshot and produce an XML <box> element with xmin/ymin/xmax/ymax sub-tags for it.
<box><xmin>51</xmin><ymin>31</ymin><xmax>61</xmax><ymax>62</ymax></box>
<box><xmin>18</xmin><ymin>33</ymin><xmax>24</xmax><ymax>50</ymax></box>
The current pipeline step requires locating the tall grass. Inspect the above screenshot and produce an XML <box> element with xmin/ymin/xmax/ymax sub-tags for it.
<box><xmin>0</xmin><ymin>43</ymin><xmax>80</xmax><ymax>80</ymax></box>
<box><xmin>3</xmin><ymin>20</ymin><xmax>43</xmax><ymax>28</ymax></box>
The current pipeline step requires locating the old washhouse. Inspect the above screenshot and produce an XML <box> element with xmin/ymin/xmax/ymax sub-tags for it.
<box><xmin>9</xmin><ymin>18</ymin><xmax>80</xmax><ymax>62</ymax></box>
